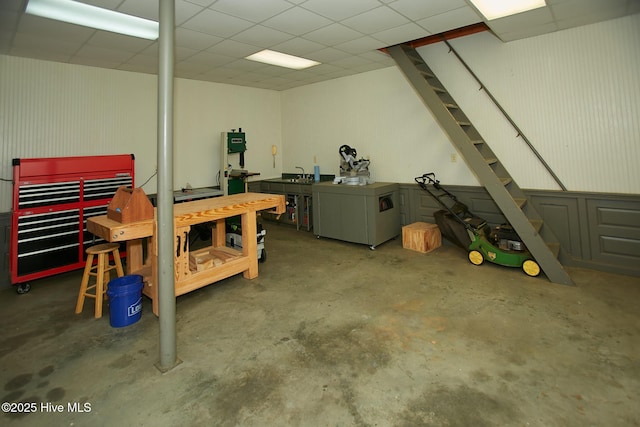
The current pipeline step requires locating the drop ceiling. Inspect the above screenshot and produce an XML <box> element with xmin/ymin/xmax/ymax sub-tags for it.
<box><xmin>1</xmin><ymin>0</ymin><xmax>637</xmax><ymax>91</ymax></box>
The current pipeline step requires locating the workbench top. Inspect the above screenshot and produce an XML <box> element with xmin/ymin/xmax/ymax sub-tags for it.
<box><xmin>87</xmin><ymin>192</ymin><xmax>285</xmax><ymax>242</ymax></box>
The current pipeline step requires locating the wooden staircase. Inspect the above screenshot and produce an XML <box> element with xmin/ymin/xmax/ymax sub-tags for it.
<box><xmin>388</xmin><ymin>44</ymin><xmax>572</xmax><ymax>285</ymax></box>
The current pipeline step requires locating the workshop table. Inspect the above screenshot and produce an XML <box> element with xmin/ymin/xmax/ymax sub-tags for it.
<box><xmin>87</xmin><ymin>192</ymin><xmax>285</xmax><ymax>316</ymax></box>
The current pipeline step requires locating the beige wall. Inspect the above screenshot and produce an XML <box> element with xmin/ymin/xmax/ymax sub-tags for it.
<box><xmin>1</xmin><ymin>14</ymin><xmax>638</xmax><ymax>213</ymax></box>
<box><xmin>0</xmin><ymin>58</ymin><xmax>282</xmax><ymax>212</ymax></box>
<box><xmin>281</xmin><ymin>13</ymin><xmax>640</xmax><ymax>193</ymax></box>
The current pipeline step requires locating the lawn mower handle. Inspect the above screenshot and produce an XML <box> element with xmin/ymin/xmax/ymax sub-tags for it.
<box><xmin>415</xmin><ymin>173</ymin><xmax>441</xmax><ymax>189</ymax></box>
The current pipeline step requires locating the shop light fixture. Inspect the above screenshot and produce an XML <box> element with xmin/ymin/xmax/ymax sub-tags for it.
<box><xmin>246</xmin><ymin>50</ymin><xmax>320</xmax><ymax>70</ymax></box>
<box><xmin>468</xmin><ymin>0</ymin><xmax>546</xmax><ymax>20</ymax></box>
<box><xmin>26</xmin><ymin>0</ymin><xmax>159</xmax><ymax>40</ymax></box>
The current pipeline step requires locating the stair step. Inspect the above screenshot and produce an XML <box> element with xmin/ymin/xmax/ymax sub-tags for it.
<box><xmin>530</xmin><ymin>219</ymin><xmax>543</xmax><ymax>233</ymax></box>
<box><xmin>444</xmin><ymin>103</ymin><xmax>459</xmax><ymax>109</ymax></box>
<box><xmin>418</xmin><ymin>69</ymin><xmax>435</xmax><ymax>78</ymax></box>
<box><xmin>500</xmin><ymin>177</ymin><xmax>512</xmax><ymax>186</ymax></box>
<box><xmin>457</xmin><ymin>120</ymin><xmax>472</xmax><ymax>126</ymax></box>
<box><xmin>485</xmin><ymin>158</ymin><xmax>498</xmax><ymax>165</ymax></box>
<box><xmin>407</xmin><ymin>54</ymin><xmax>423</xmax><ymax>64</ymax></box>
<box><xmin>431</xmin><ymin>85</ymin><xmax>447</xmax><ymax>93</ymax></box>
<box><xmin>471</xmin><ymin>139</ymin><xmax>484</xmax><ymax>145</ymax></box>
<box><xmin>514</xmin><ymin>198</ymin><xmax>527</xmax><ymax>208</ymax></box>
<box><xmin>547</xmin><ymin>242</ymin><xmax>560</xmax><ymax>258</ymax></box>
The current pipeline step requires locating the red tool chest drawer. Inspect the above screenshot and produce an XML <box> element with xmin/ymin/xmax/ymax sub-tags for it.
<box><xmin>10</xmin><ymin>155</ymin><xmax>135</xmax><ymax>292</ymax></box>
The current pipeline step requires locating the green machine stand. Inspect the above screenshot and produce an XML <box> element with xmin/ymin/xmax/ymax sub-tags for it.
<box><xmin>221</xmin><ymin>129</ymin><xmax>247</xmax><ymax>196</ymax></box>
<box><xmin>219</xmin><ymin>129</ymin><xmax>266</xmax><ymax>261</ymax></box>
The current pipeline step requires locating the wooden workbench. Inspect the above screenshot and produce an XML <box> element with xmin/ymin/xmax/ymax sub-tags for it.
<box><xmin>87</xmin><ymin>192</ymin><xmax>285</xmax><ymax>316</ymax></box>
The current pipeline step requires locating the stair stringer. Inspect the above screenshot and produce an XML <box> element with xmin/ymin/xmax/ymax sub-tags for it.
<box><xmin>388</xmin><ymin>44</ymin><xmax>572</xmax><ymax>285</ymax></box>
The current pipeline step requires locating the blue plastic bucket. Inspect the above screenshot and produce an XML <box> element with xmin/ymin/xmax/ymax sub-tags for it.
<box><xmin>106</xmin><ymin>275</ymin><xmax>143</xmax><ymax>328</ymax></box>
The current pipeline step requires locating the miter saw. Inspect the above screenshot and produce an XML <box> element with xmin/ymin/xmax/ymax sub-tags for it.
<box><xmin>336</xmin><ymin>145</ymin><xmax>372</xmax><ymax>185</ymax></box>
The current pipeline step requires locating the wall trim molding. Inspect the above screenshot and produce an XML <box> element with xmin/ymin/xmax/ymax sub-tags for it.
<box><xmin>400</xmin><ymin>183</ymin><xmax>640</xmax><ymax>278</ymax></box>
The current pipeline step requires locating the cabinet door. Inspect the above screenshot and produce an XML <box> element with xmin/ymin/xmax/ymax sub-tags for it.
<box><xmin>339</xmin><ymin>195</ymin><xmax>367</xmax><ymax>244</ymax></box>
<box><xmin>316</xmin><ymin>192</ymin><xmax>367</xmax><ymax>244</ymax></box>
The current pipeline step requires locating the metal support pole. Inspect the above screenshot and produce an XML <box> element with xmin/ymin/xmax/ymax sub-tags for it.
<box><xmin>156</xmin><ymin>0</ymin><xmax>178</xmax><ymax>372</ymax></box>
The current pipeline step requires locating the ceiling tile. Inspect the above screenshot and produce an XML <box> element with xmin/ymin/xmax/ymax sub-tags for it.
<box><xmin>271</xmin><ymin>37</ymin><xmax>326</xmax><ymax>56</ymax></box>
<box><xmin>210</xmin><ymin>0</ymin><xmax>293</xmax><ymax>23</ymax></box>
<box><xmin>261</xmin><ymin>7</ymin><xmax>333</xmax><ymax>36</ymax></box>
<box><xmin>341</xmin><ymin>6</ymin><xmax>410</xmax><ymax>34</ymax></box>
<box><xmin>183</xmin><ymin>50</ymin><xmax>237</xmax><ymax>67</ymax></box>
<box><xmin>175</xmin><ymin>45</ymin><xmax>198</xmax><ymax>61</ymax></box>
<box><xmin>224</xmin><ymin>58</ymin><xmax>270</xmax><ymax>72</ymax></box>
<box><xmin>231</xmin><ymin>25</ymin><xmax>295</xmax><ymax>47</ymax></box>
<box><xmin>74</xmin><ymin>45</ymin><xmax>133</xmax><ymax>62</ymax></box>
<box><xmin>0</xmin><ymin>0</ymin><xmax>23</xmax><ymax>12</ymax></box>
<box><xmin>119</xmin><ymin>0</ymin><xmax>160</xmax><ymax>20</ymax></box>
<box><xmin>207</xmin><ymin>39</ymin><xmax>261</xmax><ymax>58</ymax></box>
<box><xmin>550</xmin><ymin>0</ymin><xmax>628</xmax><ymax>21</ymax></box>
<box><xmin>301</xmin><ymin>63</ymin><xmax>345</xmax><ymax>75</ymax></box>
<box><xmin>87</xmin><ymin>32</ymin><xmax>155</xmax><ymax>53</ymax></box>
<box><xmin>181</xmin><ymin>0</ymin><xmax>216</xmax><ymax>7</ymax></box>
<box><xmin>176</xmin><ymin>28</ymin><xmax>223</xmax><ymax>50</ymax></box>
<box><xmin>174</xmin><ymin>0</ymin><xmax>207</xmax><ymax>26</ymax></box>
<box><xmin>330</xmin><ymin>55</ymin><xmax>376</xmax><ymax>68</ymax></box>
<box><xmin>302</xmin><ymin>23</ymin><xmax>363</xmax><ymax>46</ymax></box>
<box><xmin>496</xmin><ymin>21</ymin><xmax>559</xmax><ymax>42</ymax></box>
<box><xmin>1</xmin><ymin>0</ymin><xmax>636</xmax><ymax>91</ymax></box>
<box><xmin>182</xmin><ymin>9</ymin><xmax>254</xmax><ymax>38</ymax></box>
<box><xmin>19</xmin><ymin>15</ymin><xmax>96</xmax><ymax>42</ymax></box>
<box><xmin>388</xmin><ymin>0</ymin><xmax>470</xmax><ymax>20</ymax></box>
<box><xmin>123</xmin><ymin>53</ymin><xmax>157</xmax><ymax>68</ymax></box>
<box><xmin>71</xmin><ymin>56</ymin><xmax>123</xmax><ymax>69</ymax></box>
<box><xmin>307</xmin><ymin>47</ymin><xmax>353</xmax><ymax>62</ymax></box>
<box><xmin>486</xmin><ymin>7</ymin><xmax>555</xmax><ymax>34</ymax></box>
<box><xmin>371</xmin><ymin>22</ymin><xmax>430</xmax><ymax>45</ymax></box>
<box><xmin>301</xmin><ymin>0</ymin><xmax>381</xmax><ymax>21</ymax></box>
<box><xmin>334</xmin><ymin>35</ymin><xmax>387</xmax><ymax>55</ymax></box>
<box><xmin>416</xmin><ymin>7</ymin><xmax>483</xmax><ymax>34</ymax></box>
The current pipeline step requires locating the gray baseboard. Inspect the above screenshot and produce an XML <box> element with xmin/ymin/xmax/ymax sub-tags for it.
<box><xmin>400</xmin><ymin>183</ymin><xmax>640</xmax><ymax>278</ymax></box>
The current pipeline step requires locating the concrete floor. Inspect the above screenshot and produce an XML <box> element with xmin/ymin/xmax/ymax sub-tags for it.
<box><xmin>1</xmin><ymin>222</ymin><xmax>639</xmax><ymax>426</ymax></box>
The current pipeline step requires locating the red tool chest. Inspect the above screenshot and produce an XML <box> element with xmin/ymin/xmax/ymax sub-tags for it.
<box><xmin>10</xmin><ymin>155</ymin><xmax>135</xmax><ymax>292</ymax></box>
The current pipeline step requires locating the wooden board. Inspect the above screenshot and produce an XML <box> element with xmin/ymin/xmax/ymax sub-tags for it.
<box><xmin>189</xmin><ymin>246</ymin><xmax>241</xmax><ymax>272</ymax></box>
<box><xmin>173</xmin><ymin>192</ymin><xmax>285</xmax><ymax>227</ymax></box>
<box><xmin>87</xmin><ymin>215</ymin><xmax>154</xmax><ymax>242</ymax></box>
<box><xmin>402</xmin><ymin>222</ymin><xmax>442</xmax><ymax>253</ymax></box>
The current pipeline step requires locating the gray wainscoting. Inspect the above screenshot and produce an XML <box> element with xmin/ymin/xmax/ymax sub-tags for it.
<box><xmin>400</xmin><ymin>183</ymin><xmax>640</xmax><ymax>278</ymax></box>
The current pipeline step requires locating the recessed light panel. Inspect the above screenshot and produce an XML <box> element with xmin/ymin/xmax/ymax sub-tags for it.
<box><xmin>26</xmin><ymin>0</ymin><xmax>159</xmax><ymax>40</ymax></box>
<box><xmin>246</xmin><ymin>50</ymin><xmax>320</xmax><ymax>70</ymax></box>
<box><xmin>468</xmin><ymin>0</ymin><xmax>546</xmax><ymax>20</ymax></box>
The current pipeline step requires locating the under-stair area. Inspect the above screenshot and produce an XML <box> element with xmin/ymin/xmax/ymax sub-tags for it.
<box><xmin>387</xmin><ymin>43</ymin><xmax>573</xmax><ymax>286</ymax></box>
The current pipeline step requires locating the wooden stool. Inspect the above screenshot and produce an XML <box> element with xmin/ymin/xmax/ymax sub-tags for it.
<box><xmin>75</xmin><ymin>243</ymin><xmax>124</xmax><ymax>318</ymax></box>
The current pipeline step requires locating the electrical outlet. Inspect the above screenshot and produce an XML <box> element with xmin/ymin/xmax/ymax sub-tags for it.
<box><xmin>313</xmin><ymin>155</ymin><xmax>317</xmax><ymax>163</ymax></box>
<box><xmin>450</xmin><ymin>153</ymin><xmax>457</xmax><ymax>163</ymax></box>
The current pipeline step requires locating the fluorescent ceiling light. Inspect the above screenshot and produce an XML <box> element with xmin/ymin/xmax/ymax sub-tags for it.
<box><xmin>246</xmin><ymin>50</ymin><xmax>320</xmax><ymax>70</ymax></box>
<box><xmin>468</xmin><ymin>0</ymin><xmax>546</xmax><ymax>20</ymax></box>
<box><xmin>26</xmin><ymin>0</ymin><xmax>159</xmax><ymax>40</ymax></box>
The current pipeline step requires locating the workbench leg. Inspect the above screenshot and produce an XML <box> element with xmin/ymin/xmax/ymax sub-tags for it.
<box><xmin>213</xmin><ymin>219</ymin><xmax>226</xmax><ymax>247</ymax></box>
<box><xmin>126</xmin><ymin>239</ymin><xmax>144</xmax><ymax>275</ymax></box>
<box><xmin>242</xmin><ymin>211</ymin><xmax>258</xmax><ymax>279</ymax></box>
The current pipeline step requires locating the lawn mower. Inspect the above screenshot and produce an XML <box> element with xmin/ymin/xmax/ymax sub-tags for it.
<box><xmin>415</xmin><ymin>173</ymin><xmax>541</xmax><ymax>277</ymax></box>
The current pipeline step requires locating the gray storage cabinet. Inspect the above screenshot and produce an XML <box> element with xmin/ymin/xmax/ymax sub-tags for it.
<box><xmin>312</xmin><ymin>182</ymin><xmax>400</xmax><ymax>248</ymax></box>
